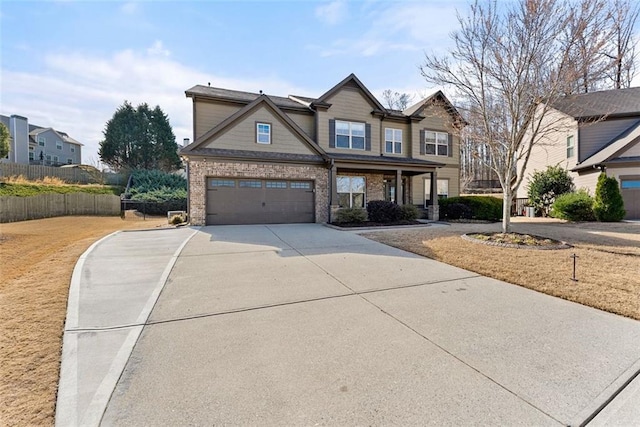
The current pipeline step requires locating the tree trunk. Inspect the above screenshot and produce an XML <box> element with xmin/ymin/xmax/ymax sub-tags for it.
<box><xmin>502</xmin><ymin>188</ymin><xmax>512</xmax><ymax>233</ymax></box>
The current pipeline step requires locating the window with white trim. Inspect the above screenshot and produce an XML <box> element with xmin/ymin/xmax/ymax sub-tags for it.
<box><xmin>337</xmin><ymin>176</ymin><xmax>365</xmax><ymax>208</ymax></box>
<box><xmin>256</xmin><ymin>123</ymin><xmax>271</xmax><ymax>144</ymax></box>
<box><xmin>38</xmin><ymin>137</ymin><xmax>45</xmax><ymax>146</ymax></box>
<box><xmin>71</xmin><ymin>147</ymin><xmax>75</xmax><ymax>153</ymax></box>
<box><xmin>425</xmin><ymin>131</ymin><xmax>448</xmax><ymax>156</ymax></box>
<box><xmin>53</xmin><ymin>155</ymin><xmax>59</xmax><ymax>163</ymax></box>
<box><xmin>67</xmin><ymin>158</ymin><xmax>73</xmax><ymax>164</ymax></box>
<box><xmin>336</xmin><ymin>121</ymin><xmax>365</xmax><ymax>150</ymax></box>
<box><xmin>239</xmin><ymin>180</ymin><xmax>261</xmax><ymax>188</ymax></box>
<box><xmin>29</xmin><ymin>152</ymin><xmax>35</xmax><ymax>161</ymax></box>
<box><xmin>566</xmin><ymin>135</ymin><xmax>575</xmax><ymax>158</ymax></box>
<box><xmin>266</xmin><ymin>181</ymin><xmax>287</xmax><ymax>189</ymax></box>
<box><xmin>56</xmin><ymin>141</ymin><xmax>62</xmax><ymax>150</ymax></box>
<box><xmin>211</xmin><ymin>179</ymin><xmax>235</xmax><ymax>187</ymax></box>
<box><xmin>385</xmin><ymin>128</ymin><xmax>402</xmax><ymax>154</ymax></box>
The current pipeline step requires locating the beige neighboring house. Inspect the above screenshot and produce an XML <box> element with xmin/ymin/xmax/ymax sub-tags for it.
<box><xmin>180</xmin><ymin>73</ymin><xmax>465</xmax><ymax>225</ymax></box>
<box><xmin>518</xmin><ymin>87</ymin><xmax>640</xmax><ymax>219</ymax></box>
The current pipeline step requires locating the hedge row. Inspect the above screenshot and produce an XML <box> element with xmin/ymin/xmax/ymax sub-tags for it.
<box><xmin>440</xmin><ymin>196</ymin><xmax>503</xmax><ymax>221</ymax></box>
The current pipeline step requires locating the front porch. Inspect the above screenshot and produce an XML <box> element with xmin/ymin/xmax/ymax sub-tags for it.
<box><xmin>327</xmin><ymin>154</ymin><xmax>444</xmax><ymax>222</ymax></box>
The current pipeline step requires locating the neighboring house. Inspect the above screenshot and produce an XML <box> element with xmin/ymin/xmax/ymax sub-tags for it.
<box><xmin>0</xmin><ymin>114</ymin><xmax>83</xmax><ymax>166</ymax></box>
<box><xmin>518</xmin><ymin>87</ymin><xmax>640</xmax><ymax>219</ymax></box>
<box><xmin>180</xmin><ymin>73</ymin><xmax>465</xmax><ymax>225</ymax></box>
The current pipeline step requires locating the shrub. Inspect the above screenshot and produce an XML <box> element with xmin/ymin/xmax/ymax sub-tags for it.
<box><xmin>335</xmin><ymin>207</ymin><xmax>367</xmax><ymax>224</ymax></box>
<box><xmin>399</xmin><ymin>204</ymin><xmax>420</xmax><ymax>221</ymax></box>
<box><xmin>441</xmin><ymin>202</ymin><xmax>473</xmax><ymax>220</ymax></box>
<box><xmin>125</xmin><ymin>169</ymin><xmax>187</xmax><ymax>215</ymax></box>
<box><xmin>593</xmin><ymin>173</ymin><xmax>626</xmax><ymax>222</ymax></box>
<box><xmin>169</xmin><ymin>214</ymin><xmax>185</xmax><ymax>225</ymax></box>
<box><xmin>550</xmin><ymin>190</ymin><xmax>595</xmax><ymax>221</ymax></box>
<box><xmin>527</xmin><ymin>165</ymin><xmax>575</xmax><ymax>216</ymax></box>
<box><xmin>367</xmin><ymin>200</ymin><xmax>402</xmax><ymax>223</ymax></box>
<box><xmin>439</xmin><ymin>196</ymin><xmax>502</xmax><ymax>221</ymax></box>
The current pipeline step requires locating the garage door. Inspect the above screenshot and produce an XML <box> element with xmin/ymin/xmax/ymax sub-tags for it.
<box><xmin>621</xmin><ymin>178</ymin><xmax>640</xmax><ymax>220</ymax></box>
<box><xmin>206</xmin><ymin>178</ymin><xmax>315</xmax><ymax>225</ymax></box>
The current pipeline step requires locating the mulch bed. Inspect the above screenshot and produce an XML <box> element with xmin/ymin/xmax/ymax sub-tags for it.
<box><xmin>330</xmin><ymin>220</ymin><xmax>423</xmax><ymax>228</ymax></box>
<box><xmin>462</xmin><ymin>232</ymin><xmax>572</xmax><ymax>250</ymax></box>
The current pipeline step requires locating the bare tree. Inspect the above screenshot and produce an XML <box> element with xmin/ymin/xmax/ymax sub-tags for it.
<box><xmin>421</xmin><ymin>0</ymin><xmax>601</xmax><ymax>232</ymax></box>
<box><xmin>381</xmin><ymin>89</ymin><xmax>414</xmax><ymax>110</ymax></box>
<box><xmin>603</xmin><ymin>0</ymin><xmax>640</xmax><ymax>88</ymax></box>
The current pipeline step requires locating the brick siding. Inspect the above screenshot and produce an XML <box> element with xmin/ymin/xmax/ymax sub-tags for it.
<box><xmin>188</xmin><ymin>159</ymin><xmax>329</xmax><ymax>225</ymax></box>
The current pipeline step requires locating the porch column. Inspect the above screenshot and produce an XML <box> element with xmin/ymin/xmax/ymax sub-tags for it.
<box><xmin>396</xmin><ymin>169</ymin><xmax>403</xmax><ymax>205</ymax></box>
<box><xmin>430</xmin><ymin>170</ymin><xmax>439</xmax><ymax>220</ymax></box>
<box><xmin>330</xmin><ymin>162</ymin><xmax>339</xmax><ymax>206</ymax></box>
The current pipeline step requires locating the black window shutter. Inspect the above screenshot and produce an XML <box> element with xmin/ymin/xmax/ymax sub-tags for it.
<box><xmin>420</xmin><ymin>130</ymin><xmax>425</xmax><ymax>155</ymax></box>
<box><xmin>329</xmin><ymin>119</ymin><xmax>335</xmax><ymax>148</ymax></box>
<box><xmin>365</xmin><ymin>123</ymin><xmax>372</xmax><ymax>151</ymax></box>
<box><xmin>448</xmin><ymin>133</ymin><xmax>453</xmax><ymax>157</ymax></box>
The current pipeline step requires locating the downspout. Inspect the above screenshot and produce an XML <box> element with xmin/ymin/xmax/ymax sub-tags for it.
<box><xmin>328</xmin><ymin>158</ymin><xmax>334</xmax><ymax>223</ymax></box>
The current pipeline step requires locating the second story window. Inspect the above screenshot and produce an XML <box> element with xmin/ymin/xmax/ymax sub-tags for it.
<box><xmin>425</xmin><ymin>130</ymin><xmax>449</xmax><ymax>156</ymax></box>
<box><xmin>567</xmin><ymin>135</ymin><xmax>575</xmax><ymax>158</ymax></box>
<box><xmin>336</xmin><ymin>121</ymin><xmax>365</xmax><ymax>150</ymax></box>
<box><xmin>385</xmin><ymin>128</ymin><xmax>402</xmax><ymax>154</ymax></box>
<box><xmin>38</xmin><ymin>137</ymin><xmax>45</xmax><ymax>146</ymax></box>
<box><xmin>256</xmin><ymin>123</ymin><xmax>271</xmax><ymax>144</ymax></box>
<box><xmin>56</xmin><ymin>141</ymin><xmax>62</xmax><ymax>150</ymax></box>
<box><xmin>71</xmin><ymin>147</ymin><xmax>75</xmax><ymax>153</ymax></box>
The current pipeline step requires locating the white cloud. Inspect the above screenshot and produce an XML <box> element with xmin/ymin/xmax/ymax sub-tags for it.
<box><xmin>1</xmin><ymin>42</ymin><xmax>311</xmax><ymax>162</ymax></box>
<box><xmin>315</xmin><ymin>1</ymin><xmax>348</xmax><ymax>26</ymax></box>
<box><xmin>312</xmin><ymin>2</ymin><xmax>461</xmax><ymax>57</ymax></box>
<box><xmin>120</xmin><ymin>2</ymin><xmax>139</xmax><ymax>15</ymax></box>
<box><xmin>147</xmin><ymin>40</ymin><xmax>170</xmax><ymax>57</ymax></box>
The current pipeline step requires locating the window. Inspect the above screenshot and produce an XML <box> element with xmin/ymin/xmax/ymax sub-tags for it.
<box><xmin>336</xmin><ymin>121</ymin><xmax>365</xmax><ymax>150</ymax></box>
<box><xmin>29</xmin><ymin>152</ymin><xmax>35</xmax><ymax>161</ymax></box>
<box><xmin>425</xmin><ymin>131</ymin><xmax>448</xmax><ymax>156</ymax></box>
<box><xmin>211</xmin><ymin>179</ymin><xmax>235</xmax><ymax>187</ymax></box>
<box><xmin>67</xmin><ymin>158</ymin><xmax>73</xmax><ymax>164</ymax></box>
<box><xmin>56</xmin><ymin>141</ymin><xmax>63</xmax><ymax>150</ymax></box>
<box><xmin>239</xmin><ymin>180</ymin><xmax>262</xmax><ymax>188</ymax></box>
<box><xmin>621</xmin><ymin>180</ymin><xmax>640</xmax><ymax>189</ymax></box>
<box><xmin>46</xmin><ymin>154</ymin><xmax>51</xmax><ymax>161</ymax></box>
<box><xmin>385</xmin><ymin>128</ymin><xmax>402</xmax><ymax>154</ymax></box>
<box><xmin>38</xmin><ymin>137</ymin><xmax>45</xmax><ymax>146</ymax></box>
<box><xmin>53</xmin><ymin>155</ymin><xmax>59</xmax><ymax>163</ymax></box>
<box><xmin>266</xmin><ymin>181</ymin><xmax>287</xmax><ymax>189</ymax></box>
<box><xmin>424</xmin><ymin>177</ymin><xmax>450</xmax><ymax>205</ymax></box>
<box><xmin>337</xmin><ymin>176</ymin><xmax>365</xmax><ymax>208</ymax></box>
<box><xmin>256</xmin><ymin>123</ymin><xmax>271</xmax><ymax>144</ymax></box>
<box><xmin>290</xmin><ymin>181</ymin><xmax>311</xmax><ymax>189</ymax></box>
<box><xmin>71</xmin><ymin>147</ymin><xmax>75</xmax><ymax>153</ymax></box>
<box><xmin>566</xmin><ymin>135</ymin><xmax>575</xmax><ymax>158</ymax></box>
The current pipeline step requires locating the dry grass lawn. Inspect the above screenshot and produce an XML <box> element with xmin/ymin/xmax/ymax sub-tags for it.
<box><xmin>0</xmin><ymin>216</ymin><xmax>166</xmax><ymax>427</ymax></box>
<box><xmin>365</xmin><ymin>218</ymin><xmax>640</xmax><ymax>321</ymax></box>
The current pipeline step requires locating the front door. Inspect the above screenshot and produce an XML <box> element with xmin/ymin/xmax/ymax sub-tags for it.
<box><xmin>383</xmin><ymin>178</ymin><xmax>396</xmax><ymax>203</ymax></box>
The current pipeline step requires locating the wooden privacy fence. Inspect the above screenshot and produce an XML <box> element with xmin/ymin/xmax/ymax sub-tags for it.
<box><xmin>0</xmin><ymin>194</ymin><xmax>121</xmax><ymax>223</ymax></box>
<box><xmin>0</xmin><ymin>163</ymin><xmax>125</xmax><ymax>185</ymax></box>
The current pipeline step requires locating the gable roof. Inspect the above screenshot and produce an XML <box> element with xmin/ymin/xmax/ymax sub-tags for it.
<box><xmin>185</xmin><ymin>85</ymin><xmax>311</xmax><ymax>111</ymax></box>
<box><xmin>403</xmin><ymin>91</ymin><xmax>467</xmax><ymax>126</ymax></box>
<box><xmin>314</xmin><ymin>73</ymin><xmax>387</xmax><ymax>112</ymax></box>
<box><xmin>181</xmin><ymin>94</ymin><xmax>327</xmax><ymax>159</ymax></box>
<box><xmin>572</xmin><ymin>119</ymin><xmax>640</xmax><ymax>171</ymax></box>
<box><xmin>552</xmin><ymin>87</ymin><xmax>640</xmax><ymax>120</ymax></box>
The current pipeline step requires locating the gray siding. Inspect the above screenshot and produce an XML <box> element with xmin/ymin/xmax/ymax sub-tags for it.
<box><xmin>9</xmin><ymin>116</ymin><xmax>29</xmax><ymax>164</ymax></box>
<box><xmin>579</xmin><ymin>118</ymin><xmax>640</xmax><ymax>162</ymax></box>
<box><xmin>32</xmin><ymin>129</ymin><xmax>81</xmax><ymax>165</ymax></box>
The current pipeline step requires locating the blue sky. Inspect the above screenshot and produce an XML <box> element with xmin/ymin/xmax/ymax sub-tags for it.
<box><xmin>1</xmin><ymin>0</ymin><xmax>638</xmax><ymax>164</ymax></box>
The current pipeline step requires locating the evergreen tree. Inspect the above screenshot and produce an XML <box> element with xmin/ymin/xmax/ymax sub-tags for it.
<box><xmin>0</xmin><ymin>123</ymin><xmax>10</xmax><ymax>159</ymax></box>
<box><xmin>99</xmin><ymin>101</ymin><xmax>181</xmax><ymax>172</ymax></box>
<box><xmin>593</xmin><ymin>172</ymin><xmax>626</xmax><ymax>221</ymax></box>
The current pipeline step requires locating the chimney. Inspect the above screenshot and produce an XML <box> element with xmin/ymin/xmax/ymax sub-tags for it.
<box><xmin>182</xmin><ymin>138</ymin><xmax>190</xmax><ymax>147</ymax></box>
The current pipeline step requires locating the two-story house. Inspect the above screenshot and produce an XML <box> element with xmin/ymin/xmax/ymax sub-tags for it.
<box><xmin>0</xmin><ymin>114</ymin><xmax>83</xmax><ymax>166</ymax></box>
<box><xmin>517</xmin><ymin>87</ymin><xmax>640</xmax><ymax>219</ymax></box>
<box><xmin>180</xmin><ymin>74</ymin><xmax>465</xmax><ymax>225</ymax></box>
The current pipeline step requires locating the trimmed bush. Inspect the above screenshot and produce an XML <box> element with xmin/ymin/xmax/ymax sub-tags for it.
<box><xmin>442</xmin><ymin>202</ymin><xmax>473</xmax><ymax>220</ymax></box>
<box><xmin>367</xmin><ymin>200</ymin><xmax>402</xmax><ymax>223</ymax></box>
<box><xmin>527</xmin><ymin>165</ymin><xmax>574</xmax><ymax>216</ymax></box>
<box><xmin>399</xmin><ymin>204</ymin><xmax>420</xmax><ymax>221</ymax></box>
<box><xmin>335</xmin><ymin>207</ymin><xmax>367</xmax><ymax>224</ymax></box>
<box><xmin>125</xmin><ymin>169</ymin><xmax>187</xmax><ymax>215</ymax></box>
<box><xmin>550</xmin><ymin>190</ymin><xmax>595</xmax><ymax>221</ymax></box>
<box><xmin>593</xmin><ymin>173</ymin><xmax>626</xmax><ymax>222</ymax></box>
<box><xmin>439</xmin><ymin>196</ymin><xmax>502</xmax><ymax>221</ymax></box>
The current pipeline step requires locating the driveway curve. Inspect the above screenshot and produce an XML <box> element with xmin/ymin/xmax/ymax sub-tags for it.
<box><xmin>56</xmin><ymin>224</ymin><xmax>640</xmax><ymax>426</ymax></box>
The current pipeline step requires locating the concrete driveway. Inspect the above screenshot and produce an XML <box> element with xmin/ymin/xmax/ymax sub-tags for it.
<box><xmin>57</xmin><ymin>224</ymin><xmax>640</xmax><ymax>426</ymax></box>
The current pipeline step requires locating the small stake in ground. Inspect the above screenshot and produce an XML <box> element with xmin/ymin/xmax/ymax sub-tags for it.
<box><xmin>570</xmin><ymin>253</ymin><xmax>578</xmax><ymax>282</ymax></box>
